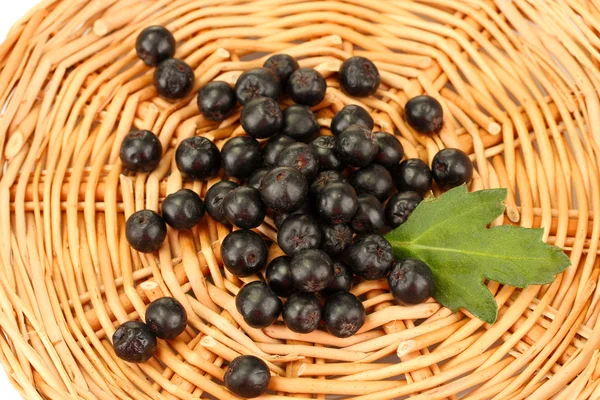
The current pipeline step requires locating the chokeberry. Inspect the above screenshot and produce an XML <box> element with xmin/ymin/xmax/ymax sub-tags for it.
<box><xmin>335</xmin><ymin>124</ymin><xmax>379</xmax><ymax>168</ymax></box>
<box><xmin>351</xmin><ymin>163</ymin><xmax>394</xmax><ymax>202</ymax></box>
<box><xmin>325</xmin><ymin>260</ymin><xmax>354</xmax><ymax>293</ymax></box>
<box><xmin>320</xmin><ymin>223</ymin><xmax>353</xmax><ymax>256</ymax></box>
<box><xmin>112</xmin><ymin>321</ymin><xmax>157</xmax><ymax>363</ymax></box>
<box><xmin>405</xmin><ymin>95</ymin><xmax>444</xmax><ymax>134</ymax></box>
<box><xmin>331</xmin><ymin>104</ymin><xmax>374</xmax><ymax>136</ymax></box>
<box><xmin>145</xmin><ymin>297</ymin><xmax>188</xmax><ymax>340</ymax></box>
<box><xmin>291</xmin><ymin>249</ymin><xmax>334</xmax><ymax>292</ymax></box>
<box><xmin>392</xmin><ymin>158</ymin><xmax>432</xmax><ymax>196</ymax></box>
<box><xmin>262</xmin><ymin>134</ymin><xmax>296</xmax><ymax>167</ymax></box>
<box><xmin>205</xmin><ymin>181</ymin><xmax>239</xmax><ymax>223</ymax></box>
<box><xmin>431</xmin><ymin>148</ymin><xmax>473</xmax><ymax>189</ymax></box>
<box><xmin>309</xmin><ymin>170</ymin><xmax>348</xmax><ymax>200</ymax></box>
<box><xmin>221</xmin><ymin>230</ymin><xmax>268</xmax><ymax>277</ymax></box>
<box><xmin>388</xmin><ymin>259</ymin><xmax>434</xmax><ymax>305</ymax></box>
<box><xmin>322</xmin><ymin>292</ymin><xmax>365</xmax><ymax>338</ymax></box>
<box><xmin>223</xmin><ymin>186</ymin><xmax>266</xmax><ymax>229</ymax></box>
<box><xmin>350</xmin><ymin>194</ymin><xmax>385</xmax><ymax>234</ymax></box>
<box><xmin>120</xmin><ymin>130</ymin><xmax>163</xmax><ymax>173</ymax></box>
<box><xmin>339</xmin><ymin>56</ymin><xmax>380</xmax><ymax>97</ymax></box>
<box><xmin>224</xmin><ymin>355</ymin><xmax>271</xmax><ymax>398</ymax></box>
<box><xmin>161</xmin><ymin>189</ymin><xmax>204</xmax><ymax>230</ymax></box>
<box><xmin>282</xmin><ymin>105</ymin><xmax>319</xmax><ymax>142</ymax></box>
<box><xmin>344</xmin><ymin>234</ymin><xmax>394</xmax><ymax>280</ymax></box>
<box><xmin>385</xmin><ymin>191</ymin><xmax>422</xmax><ymax>228</ymax></box>
<box><xmin>241</xmin><ymin>97</ymin><xmax>282</xmax><ymax>139</ymax></box>
<box><xmin>316</xmin><ymin>182</ymin><xmax>359</xmax><ymax>224</ymax></box>
<box><xmin>175</xmin><ymin>136</ymin><xmax>220</xmax><ymax>180</ymax></box>
<box><xmin>277</xmin><ymin>214</ymin><xmax>321</xmax><ymax>256</ymax></box>
<box><xmin>287</xmin><ymin>68</ymin><xmax>327</xmax><ymax>106</ymax></box>
<box><xmin>126</xmin><ymin>210</ymin><xmax>167</xmax><ymax>253</ymax></box>
<box><xmin>260</xmin><ymin>166</ymin><xmax>308</xmax><ymax>213</ymax></box>
<box><xmin>282</xmin><ymin>292</ymin><xmax>322</xmax><ymax>334</ymax></box>
<box><xmin>266</xmin><ymin>256</ymin><xmax>295</xmax><ymax>298</ymax></box>
<box><xmin>236</xmin><ymin>281</ymin><xmax>282</xmax><ymax>328</ymax></box>
<box><xmin>154</xmin><ymin>59</ymin><xmax>195</xmax><ymax>100</ymax></box>
<box><xmin>374</xmin><ymin>131</ymin><xmax>404</xmax><ymax>169</ymax></box>
<box><xmin>273</xmin><ymin>202</ymin><xmax>312</xmax><ymax>229</ymax></box>
<box><xmin>276</xmin><ymin>143</ymin><xmax>319</xmax><ymax>181</ymax></box>
<box><xmin>264</xmin><ymin>54</ymin><xmax>299</xmax><ymax>86</ymax></box>
<box><xmin>235</xmin><ymin>67</ymin><xmax>281</xmax><ymax>105</ymax></box>
<box><xmin>311</xmin><ymin>136</ymin><xmax>343</xmax><ymax>171</ymax></box>
<box><xmin>136</xmin><ymin>26</ymin><xmax>175</xmax><ymax>67</ymax></box>
<box><xmin>197</xmin><ymin>81</ymin><xmax>237</xmax><ymax>121</ymax></box>
<box><xmin>221</xmin><ymin>136</ymin><xmax>263</xmax><ymax>180</ymax></box>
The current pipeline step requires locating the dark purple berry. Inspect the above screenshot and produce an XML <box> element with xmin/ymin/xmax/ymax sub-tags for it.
<box><xmin>392</xmin><ymin>158</ymin><xmax>432</xmax><ymax>196</ymax></box>
<box><xmin>325</xmin><ymin>260</ymin><xmax>354</xmax><ymax>293</ymax></box>
<box><xmin>405</xmin><ymin>95</ymin><xmax>444</xmax><ymax>134</ymax></box>
<box><xmin>320</xmin><ymin>223</ymin><xmax>353</xmax><ymax>256</ymax></box>
<box><xmin>235</xmin><ymin>67</ymin><xmax>281</xmax><ymax>105</ymax></box>
<box><xmin>126</xmin><ymin>210</ymin><xmax>167</xmax><ymax>253</ymax></box>
<box><xmin>236</xmin><ymin>281</ymin><xmax>282</xmax><ymax>328</ymax></box>
<box><xmin>322</xmin><ymin>292</ymin><xmax>365</xmax><ymax>338</ymax></box>
<box><xmin>331</xmin><ymin>104</ymin><xmax>374</xmax><ymax>136</ymax></box>
<box><xmin>276</xmin><ymin>143</ymin><xmax>319</xmax><ymax>181</ymax></box>
<box><xmin>241</xmin><ymin>97</ymin><xmax>282</xmax><ymax>139</ymax></box>
<box><xmin>266</xmin><ymin>256</ymin><xmax>295</xmax><ymax>298</ymax></box>
<box><xmin>350</xmin><ymin>194</ymin><xmax>385</xmax><ymax>234</ymax></box>
<box><xmin>120</xmin><ymin>130</ymin><xmax>163</xmax><ymax>173</ymax></box>
<box><xmin>260</xmin><ymin>167</ymin><xmax>308</xmax><ymax>213</ymax></box>
<box><xmin>385</xmin><ymin>191</ymin><xmax>422</xmax><ymax>228</ymax></box>
<box><xmin>136</xmin><ymin>26</ymin><xmax>175</xmax><ymax>67</ymax></box>
<box><xmin>374</xmin><ymin>131</ymin><xmax>404</xmax><ymax>169</ymax></box>
<box><xmin>223</xmin><ymin>186</ymin><xmax>266</xmax><ymax>229</ymax></box>
<box><xmin>175</xmin><ymin>136</ymin><xmax>220</xmax><ymax>180</ymax></box>
<box><xmin>145</xmin><ymin>297</ymin><xmax>187</xmax><ymax>340</ymax></box>
<box><xmin>262</xmin><ymin>134</ymin><xmax>296</xmax><ymax>167</ymax></box>
<box><xmin>154</xmin><ymin>59</ymin><xmax>195</xmax><ymax>100</ymax></box>
<box><xmin>316</xmin><ymin>182</ymin><xmax>359</xmax><ymax>224</ymax></box>
<box><xmin>224</xmin><ymin>355</ymin><xmax>271</xmax><ymax>398</ymax></box>
<box><xmin>431</xmin><ymin>148</ymin><xmax>473</xmax><ymax>189</ymax></box>
<box><xmin>277</xmin><ymin>214</ymin><xmax>321</xmax><ymax>256</ymax></box>
<box><xmin>344</xmin><ymin>234</ymin><xmax>394</xmax><ymax>280</ymax></box>
<box><xmin>264</xmin><ymin>54</ymin><xmax>299</xmax><ymax>86</ymax></box>
<box><xmin>205</xmin><ymin>181</ymin><xmax>239</xmax><ymax>223</ymax></box>
<box><xmin>221</xmin><ymin>136</ymin><xmax>263</xmax><ymax>180</ymax></box>
<box><xmin>112</xmin><ymin>321</ymin><xmax>157</xmax><ymax>363</ymax></box>
<box><xmin>351</xmin><ymin>164</ymin><xmax>394</xmax><ymax>202</ymax></box>
<box><xmin>221</xmin><ymin>230</ymin><xmax>268</xmax><ymax>277</ymax></box>
<box><xmin>335</xmin><ymin>124</ymin><xmax>379</xmax><ymax>168</ymax></box>
<box><xmin>309</xmin><ymin>170</ymin><xmax>348</xmax><ymax>200</ymax></box>
<box><xmin>339</xmin><ymin>56</ymin><xmax>380</xmax><ymax>97</ymax></box>
<box><xmin>290</xmin><ymin>249</ymin><xmax>334</xmax><ymax>292</ymax></box>
<box><xmin>282</xmin><ymin>104</ymin><xmax>319</xmax><ymax>142</ymax></box>
<box><xmin>197</xmin><ymin>81</ymin><xmax>237</xmax><ymax>121</ymax></box>
<box><xmin>283</xmin><ymin>292</ymin><xmax>322</xmax><ymax>334</ymax></box>
<box><xmin>388</xmin><ymin>259</ymin><xmax>434</xmax><ymax>304</ymax></box>
<box><xmin>311</xmin><ymin>136</ymin><xmax>343</xmax><ymax>171</ymax></box>
<box><xmin>161</xmin><ymin>189</ymin><xmax>204</xmax><ymax>230</ymax></box>
<box><xmin>247</xmin><ymin>167</ymin><xmax>271</xmax><ymax>190</ymax></box>
<box><xmin>287</xmin><ymin>68</ymin><xmax>327</xmax><ymax>106</ymax></box>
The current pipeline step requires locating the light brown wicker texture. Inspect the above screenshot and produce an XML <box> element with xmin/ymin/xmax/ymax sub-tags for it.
<box><xmin>0</xmin><ymin>0</ymin><xmax>598</xmax><ymax>399</ymax></box>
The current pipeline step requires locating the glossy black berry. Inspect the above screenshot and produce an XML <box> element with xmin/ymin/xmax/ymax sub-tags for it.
<box><xmin>385</xmin><ymin>191</ymin><xmax>422</xmax><ymax>228</ymax></box>
<box><xmin>339</xmin><ymin>56</ymin><xmax>380</xmax><ymax>97</ymax></box>
<box><xmin>316</xmin><ymin>182</ymin><xmax>359</xmax><ymax>224</ymax></box>
<box><xmin>431</xmin><ymin>148</ymin><xmax>473</xmax><ymax>189</ymax></box>
<box><xmin>221</xmin><ymin>136</ymin><xmax>263</xmax><ymax>180</ymax></box>
<box><xmin>277</xmin><ymin>214</ymin><xmax>321</xmax><ymax>256</ymax></box>
<box><xmin>247</xmin><ymin>167</ymin><xmax>270</xmax><ymax>190</ymax></box>
<box><xmin>392</xmin><ymin>158</ymin><xmax>432</xmax><ymax>196</ymax></box>
<box><xmin>112</xmin><ymin>321</ymin><xmax>157</xmax><ymax>363</ymax></box>
<box><xmin>161</xmin><ymin>189</ymin><xmax>205</xmax><ymax>230</ymax></box>
<box><xmin>120</xmin><ymin>130</ymin><xmax>163</xmax><ymax>173</ymax></box>
<box><xmin>388</xmin><ymin>259</ymin><xmax>434</xmax><ymax>305</ymax></box>
<box><xmin>136</xmin><ymin>26</ymin><xmax>175</xmax><ymax>67</ymax></box>
<box><xmin>276</xmin><ymin>143</ymin><xmax>319</xmax><ymax>181</ymax></box>
<box><xmin>145</xmin><ymin>297</ymin><xmax>188</xmax><ymax>340</ymax></box>
<box><xmin>197</xmin><ymin>81</ymin><xmax>237</xmax><ymax>121</ymax></box>
<box><xmin>273</xmin><ymin>202</ymin><xmax>312</xmax><ymax>229</ymax></box>
<box><xmin>344</xmin><ymin>234</ymin><xmax>394</xmax><ymax>280</ymax></box>
<box><xmin>350</xmin><ymin>194</ymin><xmax>385</xmax><ymax>234</ymax></box>
<box><xmin>126</xmin><ymin>210</ymin><xmax>167</xmax><ymax>253</ymax></box>
<box><xmin>154</xmin><ymin>59</ymin><xmax>195</xmax><ymax>100</ymax></box>
<box><xmin>266</xmin><ymin>256</ymin><xmax>295</xmax><ymax>298</ymax></box>
<box><xmin>287</xmin><ymin>68</ymin><xmax>327</xmax><ymax>106</ymax></box>
<box><xmin>223</xmin><ymin>186</ymin><xmax>266</xmax><ymax>229</ymax></box>
<box><xmin>221</xmin><ymin>230</ymin><xmax>268</xmax><ymax>277</ymax></box>
<box><xmin>264</xmin><ymin>54</ymin><xmax>299</xmax><ymax>86</ymax></box>
<box><xmin>224</xmin><ymin>355</ymin><xmax>271</xmax><ymax>398</ymax></box>
<box><xmin>205</xmin><ymin>181</ymin><xmax>239</xmax><ymax>223</ymax></box>
<box><xmin>262</xmin><ymin>134</ymin><xmax>296</xmax><ymax>167</ymax></box>
<box><xmin>282</xmin><ymin>292</ymin><xmax>322</xmax><ymax>334</ymax></box>
<box><xmin>325</xmin><ymin>260</ymin><xmax>354</xmax><ymax>293</ymax></box>
<box><xmin>311</xmin><ymin>136</ymin><xmax>343</xmax><ymax>171</ymax></box>
<box><xmin>322</xmin><ymin>292</ymin><xmax>365</xmax><ymax>338</ymax></box>
<box><xmin>320</xmin><ymin>223</ymin><xmax>353</xmax><ymax>256</ymax></box>
<box><xmin>236</xmin><ymin>281</ymin><xmax>282</xmax><ymax>328</ymax></box>
<box><xmin>374</xmin><ymin>131</ymin><xmax>404</xmax><ymax>169</ymax></box>
<box><xmin>335</xmin><ymin>124</ymin><xmax>379</xmax><ymax>168</ymax></box>
<box><xmin>282</xmin><ymin>105</ymin><xmax>319</xmax><ymax>142</ymax></box>
<box><xmin>351</xmin><ymin>164</ymin><xmax>394</xmax><ymax>202</ymax></box>
<box><xmin>309</xmin><ymin>170</ymin><xmax>348</xmax><ymax>200</ymax></box>
<box><xmin>260</xmin><ymin>167</ymin><xmax>308</xmax><ymax>213</ymax></box>
<box><xmin>291</xmin><ymin>249</ymin><xmax>334</xmax><ymax>292</ymax></box>
<box><xmin>405</xmin><ymin>95</ymin><xmax>444</xmax><ymax>134</ymax></box>
<box><xmin>175</xmin><ymin>136</ymin><xmax>220</xmax><ymax>180</ymax></box>
<box><xmin>331</xmin><ymin>104</ymin><xmax>374</xmax><ymax>136</ymax></box>
<box><xmin>241</xmin><ymin>97</ymin><xmax>282</xmax><ymax>139</ymax></box>
<box><xmin>235</xmin><ymin>67</ymin><xmax>281</xmax><ymax>105</ymax></box>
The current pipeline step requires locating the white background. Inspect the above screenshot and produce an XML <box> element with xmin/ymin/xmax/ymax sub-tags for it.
<box><xmin>1</xmin><ymin>1</ymin><xmax>42</xmax><ymax>398</ymax></box>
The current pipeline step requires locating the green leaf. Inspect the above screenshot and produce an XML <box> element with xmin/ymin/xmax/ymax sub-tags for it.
<box><xmin>384</xmin><ymin>185</ymin><xmax>571</xmax><ymax>324</ymax></box>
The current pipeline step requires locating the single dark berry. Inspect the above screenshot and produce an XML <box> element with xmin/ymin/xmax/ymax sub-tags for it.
<box><xmin>322</xmin><ymin>292</ymin><xmax>365</xmax><ymax>338</ymax></box>
<box><xmin>316</xmin><ymin>182</ymin><xmax>359</xmax><ymax>224</ymax></box>
<box><xmin>431</xmin><ymin>148</ymin><xmax>473</xmax><ymax>189</ymax></box>
<box><xmin>154</xmin><ymin>59</ymin><xmax>195</xmax><ymax>100</ymax></box>
<box><xmin>339</xmin><ymin>56</ymin><xmax>380</xmax><ymax>97</ymax></box>
<box><xmin>309</xmin><ymin>170</ymin><xmax>348</xmax><ymax>200</ymax></box>
<box><xmin>145</xmin><ymin>297</ymin><xmax>188</xmax><ymax>340</ymax></box>
<box><xmin>205</xmin><ymin>181</ymin><xmax>239</xmax><ymax>223</ymax></box>
<box><xmin>266</xmin><ymin>256</ymin><xmax>295</xmax><ymax>298</ymax></box>
<box><xmin>161</xmin><ymin>189</ymin><xmax>205</xmax><ymax>230</ymax></box>
<box><xmin>224</xmin><ymin>355</ymin><xmax>271</xmax><ymax>398</ymax></box>
<box><xmin>120</xmin><ymin>130</ymin><xmax>163</xmax><ymax>173</ymax></box>
<box><xmin>351</xmin><ymin>164</ymin><xmax>394</xmax><ymax>202</ymax></box>
<box><xmin>221</xmin><ymin>230</ymin><xmax>268</xmax><ymax>277</ymax></box>
<box><xmin>374</xmin><ymin>131</ymin><xmax>404</xmax><ymax>169</ymax></box>
<box><xmin>320</xmin><ymin>223</ymin><xmax>353</xmax><ymax>256</ymax></box>
<box><xmin>236</xmin><ymin>281</ymin><xmax>282</xmax><ymax>328</ymax></box>
<box><xmin>126</xmin><ymin>210</ymin><xmax>167</xmax><ymax>253</ymax></box>
<box><xmin>223</xmin><ymin>186</ymin><xmax>266</xmax><ymax>229</ymax></box>
<box><xmin>235</xmin><ymin>67</ymin><xmax>281</xmax><ymax>105</ymax></box>
<box><xmin>392</xmin><ymin>158</ymin><xmax>433</xmax><ymax>196</ymax></box>
<box><xmin>283</xmin><ymin>292</ymin><xmax>322</xmax><ymax>334</ymax></box>
<box><xmin>273</xmin><ymin>202</ymin><xmax>312</xmax><ymax>229</ymax></box>
<box><xmin>241</xmin><ymin>97</ymin><xmax>282</xmax><ymax>139</ymax></box>
<box><xmin>331</xmin><ymin>104</ymin><xmax>374</xmax><ymax>136</ymax></box>
<box><xmin>247</xmin><ymin>167</ymin><xmax>270</xmax><ymax>190</ymax></box>
<box><xmin>136</xmin><ymin>26</ymin><xmax>176</xmax><ymax>67</ymax></box>
<box><xmin>405</xmin><ymin>95</ymin><xmax>444</xmax><ymax>134</ymax></box>
<box><xmin>112</xmin><ymin>321</ymin><xmax>157</xmax><ymax>363</ymax></box>
<box><xmin>260</xmin><ymin>167</ymin><xmax>308</xmax><ymax>213</ymax></box>
<box><xmin>335</xmin><ymin>124</ymin><xmax>379</xmax><ymax>168</ymax></box>
<box><xmin>325</xmin><ymin>260</ymin><xmax>354</xmax><ymax>293</ymax></box>
<box><xmin>385</xmin><ymin>191</ymin><xmax>422</xmax><ymax>228</ymax></box>
<box><xmin>350</xmin><ymin>194</ymin><xmax>385</xmax><ymax>234</ymax></box>
<box><xmin>221</xmin><ymin>136</ymin><xmax>263</xmax><ymax>180</ymax></box>
<box><xmin>276</xmin><ymin>143</ymin><xmax>319</xmax><ymax>181</ymax></box>
<box><xmin>291</xmin><ymin>249</ymin><xmax>334</xmax><ymax>292</ymax></box>
<box><xmin>311</xmin><ymin>136</ymin><xmax>343</xmax><ymax>171</ymax></box>
<box><xmin>264</xmin><ymin>54</ymin><xmax>299</xmax><ymax>86</ymax></box>
<box><xmin>263</xmin><ymin>134</ymin><xmax>296</xmax><ymax>167</ymax></box>
<box><xmin>287</xmin><ymin>68</ymin><xmax>327</xmax><ymax>106</ymax></box>
<box><xmin>282</xmin><ymin>105</ymin><xmax>319</xmax><ymax>142</ymax></box>
<box><xmin>277</xmin><ymin>214</ymin><xmax>321</xmax><ymax>256</ymax></box>
<box><xmin>197</xmin><ymin>81</ymin><xmax>237</xmax><ymax>121</ymax></box>
<box><xmin>175</xmin><ymin>136</ymin><xmax>221</xmax><ymax>180</ymax></box>
<box><xmin>344</xmin><ymin>234</ymin><xmax>394</xmax><ymax>280</ymax></box>
<box><xmin>388</xmin><ymin>259</ymin><xmax>434</xmax><ymax>304</ymax></box>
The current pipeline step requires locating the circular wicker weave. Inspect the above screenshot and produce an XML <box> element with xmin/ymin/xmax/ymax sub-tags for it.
<box><xmin>1</xmin><ymin>0</ymin><xmax>599</xmax><ymax>399</ymax></box>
